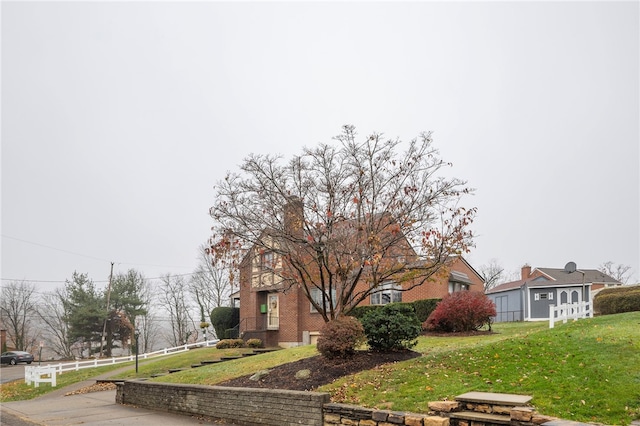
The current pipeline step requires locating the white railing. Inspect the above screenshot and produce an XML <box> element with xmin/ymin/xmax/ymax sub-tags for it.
<box><xmin>24</xmin><ymin>365</ymin><xmax>57</xmax><ymax>387</ymax></box>
<box><xmin>549</xmin><ymin>301</ymin><xmax>592</xmax><ymax>328</ymax></box>
<box><xmin>24</xmin><ymin>339</ymin><xmax>219</xmax><ymax>387</ymax></box>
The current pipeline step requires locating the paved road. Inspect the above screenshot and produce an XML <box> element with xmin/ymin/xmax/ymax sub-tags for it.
<box><xmin>1</xmin><ymin>364</ymin><xmax>233</xmax><ymax>425</ymax></box>
<box><xmin>0</xmin><ymin>364</ymin><xmax>26</xmax><ymax>384</ymax></box>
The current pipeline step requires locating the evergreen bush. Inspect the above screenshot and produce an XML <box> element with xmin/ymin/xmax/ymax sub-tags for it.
<box><xmin>594</xmin><ymin>286</ymin><xmax>640</xmax><ymax>315</ymax></box>
<box><xmin>215</xmin><ymin>338</ymin><xmax>245</xmax><ymax>349</ymax></box>
<box><xmin>360</xmin><ymin>303</ymin><xmax>421</xmax><ymax>351</ymax></box>
<box><xmin>245</xmin><ymin>338</ymin><xmax>263</xmax><ymax>348</ymax></box>
<box><xmin>210</xmin><ymin>307</ymin><xmax>239</xmax><ymax>339</ymax></box>
<box><xmin>412</xmin><ymin>298</ymin><xmax>441</xmax><ymax>322</ymax></box>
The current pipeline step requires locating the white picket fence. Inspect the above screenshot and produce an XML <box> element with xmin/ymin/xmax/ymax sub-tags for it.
<box><xmin>549</xmin><ymin>301</ymin><xmax>592</xmax><ymax>328</ymax></box>
<box><xmin>24</xmin><ymin>339</ymin><xmax>219</xmax><ymax>387</ymax></box>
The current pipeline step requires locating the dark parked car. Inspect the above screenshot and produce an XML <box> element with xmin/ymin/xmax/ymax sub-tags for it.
<box><xmin>1</xmin><ymin>351</ymin><xmax>34</xmax><ymax>365</ymax></box>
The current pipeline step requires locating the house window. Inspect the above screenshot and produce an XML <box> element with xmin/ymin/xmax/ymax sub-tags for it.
<box><xmin>310</xmin><ymin>288</ymin><xmax>337</xmax><ymax>313</ymax></box>
<box><xmin>534</xmin><ymin>293</ymin><xmax>540</xmax><ymax>301</ymax></box>
<box><xmin>370</xmin><ymin>282</ymin><xmax>402</xmax><ymax>305</ymax></box>
<box><xmin>261</xmin><ymin>251</ymin><xmax>274</xmax><ymax>270</ymax></box>
<box><xmin>548</xmin><ymin>292</ymin><xmax>554</xmax><ymax>300</ymax></box>
<box><xmin>540</xmin><ymin>293</ymin><xmax>547</xmax><ymax>300</ymax></box>
<box><xmin>448</xmin><ymin>282</ymin><xmax>469</xmax><ymax>293</ymax></box>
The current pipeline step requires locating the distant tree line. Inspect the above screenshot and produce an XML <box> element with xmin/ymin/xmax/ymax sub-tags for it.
<box><xmin>0</xmin><ymin>244</ymin><xmax>236</xmax><ymax>359</ymax></box>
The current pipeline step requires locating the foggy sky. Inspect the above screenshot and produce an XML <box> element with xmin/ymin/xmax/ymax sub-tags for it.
<box><xmin>2</xmin><ymin>1</ymin><xmax>638</xmax><ymax>293</ymax></box>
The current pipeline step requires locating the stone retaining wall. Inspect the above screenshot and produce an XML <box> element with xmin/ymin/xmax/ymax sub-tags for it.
<box><xmin>117</xmin><ymin>380</ymin><xmax>328</xmax><ymax>426</ymax></box>
<box><xmin>116</xmin><ymin>381</ymin><xmax>450</xmax><ymax>426</ymax></box>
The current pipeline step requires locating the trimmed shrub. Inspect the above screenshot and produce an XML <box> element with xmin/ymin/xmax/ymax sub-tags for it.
<box><xmin>594</xmin><ymin>285</ymin><xmax>640</xmax><ymax>315</ymax></box>
<box><xmin>424</xmin><ymin>291</ymin><xmax>496</xmax><ymax>332</ymax></box>
<box><xmin>316</xmin><ymin>316</ymin><xmax>366</xmax><ymax>359</ymax></box>
<box><xmin>245</xmin><ymin>338</ymin><xmax>263</xmax><ymax>348</ymax></box>
<box><xmin>350</xmin><ymin>299</ymin><xmax>440</xmax><ymax>323</ymax></box>
<box><xmin>413</xmin><ymin>299</ymin><xmax>441</xmax><ymax>322</ymax></box>
<box><xmin>215</xmin><ymin>339</ymin><xmax>245</xmax><ymax>349</ymax></box>
<box><xmin>349</xmin><ymin>305</ymin><xmax>381</xmax><ymax>320</ymax></box>
<box><xmin>361</xmin><ymin>303</ymin><xmax>421</xmax><ymax>351</ymax></box>
<box><xmin>210</xmin><ymin>307</ymin><xmax>240</xmax><ymax>339</ymax></box>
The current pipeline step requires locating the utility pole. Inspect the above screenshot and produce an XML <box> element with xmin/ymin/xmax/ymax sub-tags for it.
<box><xmin>100</xmin><ymin>262</ymin><xmax>114</xmax><ymax>357</ymax></box>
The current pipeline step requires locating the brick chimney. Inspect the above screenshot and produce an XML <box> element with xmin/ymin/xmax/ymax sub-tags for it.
<box><xmin>284</xmin><ymin>196</ymin><xmax>304</xmax><ymax>238</ymax></box>
<box><xmin>521</xmin><ymin>265</ymin><xmax>531</xmax><ymax>280</ymax></box>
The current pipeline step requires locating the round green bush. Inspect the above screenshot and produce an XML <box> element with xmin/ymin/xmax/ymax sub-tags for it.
<box><xmin>360</xmin><ymin>303</ymin><xmax>421</xmax><ymax>351</ymax></box>
<box><xmin>210</xmin><ymin>307</ymin><xmax>240</xmax><ymax>339</ymax></box>
<box><xmin>316</xmin><ymin>316</ymin><xmax>366</xmax><ymax>359</ymax></box>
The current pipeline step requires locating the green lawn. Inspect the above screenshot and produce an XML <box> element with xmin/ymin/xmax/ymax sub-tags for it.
<box><xmin>321</xmin><ymin>312</ymin><xmax>640</xmax><ymax>425</ymax></box>
<box><xmin>2</xmin><ymin>313</ymin><xmax>638</xmax><ymax>425</ymax></box>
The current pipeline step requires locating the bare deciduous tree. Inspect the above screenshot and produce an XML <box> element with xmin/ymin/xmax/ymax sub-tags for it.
<box><xmin>159</xmin><ymin>274</ymin><xmax>196</xmax><ymax>346</ymax></box>
<box><xmin>37</xmin><ymin>287</ymin><xmax>74</xmax><ymax>358</ymax></box>
<box><xmin>189</xmin><ymin>243</ymin><xmax>233</xmax><ymax>325</ymax></box>
<box><xmin>478</xmin><ymin>259</ymin><xmax>505</xmax><ymax>292</ymax></box>
<box><xmin>210</xmin><ymin>125</ymin><xmax>475</xmax><ymax>321</ymax></box>
<box><xmin>136</xmin><ymin>279</ymin><xmax>161</xmax><ymax>353</ymax></box>
<box><xmin>599</xmin><ymin>261</ymin><xmax>633</xmax><ymax>284</ymax></box>
<box><xmin>0</xmin><ymin>281</ymin><xmax>38</xmax><ymax>351</ymax></box>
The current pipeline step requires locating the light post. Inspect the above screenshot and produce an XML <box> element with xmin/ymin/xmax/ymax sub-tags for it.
<box><xmin>134</xmin><ymin>329</ymin><xmax>140</xmax><ymax>374</ymax></box>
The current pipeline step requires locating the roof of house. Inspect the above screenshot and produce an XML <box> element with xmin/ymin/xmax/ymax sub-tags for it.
<box><xmin>486</xmin><ymin>267</ymin><xmax>621</xmax><ymax>294</ymax></box>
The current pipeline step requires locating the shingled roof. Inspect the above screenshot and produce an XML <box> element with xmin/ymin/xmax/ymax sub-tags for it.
<box><xmin>486</xmin><ymin>267</ymin><xmax>621</xmax><ymax>294</ymax></box>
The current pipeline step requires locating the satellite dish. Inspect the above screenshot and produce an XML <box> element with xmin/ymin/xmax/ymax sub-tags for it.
<box><xmin>564</xmin><ymin>261</ymin><xmax>577</xmax><ymax>273</ymax></box>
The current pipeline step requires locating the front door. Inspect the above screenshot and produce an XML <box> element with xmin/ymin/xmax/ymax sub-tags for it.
<box><xmin>267</xmin><ymin>293</ymin><xmax>279</xmax><ymax>329</ymax></box>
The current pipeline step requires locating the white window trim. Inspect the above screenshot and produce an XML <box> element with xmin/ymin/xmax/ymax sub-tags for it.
<box><xmin>370</xmin><ymin>281</ymin><xmax>402</xmax><ymax>305</ymax></box>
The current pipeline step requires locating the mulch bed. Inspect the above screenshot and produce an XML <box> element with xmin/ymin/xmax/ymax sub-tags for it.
<box><xmin>217</xmin><ymin>350</ymin><xmax>421</xmax><ymax>391</ymax></box>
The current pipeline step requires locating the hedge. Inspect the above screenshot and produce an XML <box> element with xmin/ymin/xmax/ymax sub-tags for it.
<box><xmin>594</xmin><ymin>285</ymin><xmax>640</xmax><ymax>315</ymax></box>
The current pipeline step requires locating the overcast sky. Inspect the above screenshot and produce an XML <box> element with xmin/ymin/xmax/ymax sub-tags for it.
<box><xmin>2</xmin><ymin>1</ymin><xmax>638</xmax><ymax>294</ymax></box>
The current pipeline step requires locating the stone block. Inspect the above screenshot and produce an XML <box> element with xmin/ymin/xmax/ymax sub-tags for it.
<box><xmin>359</xmin><ymin>420</ymin><xmax>377</xmax><ymax>426</ymax></box>
<box><xmin>492</xmin><ymin>405</ymin><xmax>511</xmax><ymax>415</ymax></box>
<box><xmin>428</xmin><ymin>401</ymin><xmax>459</xmax><ymax>412</ymax></box>
<box><xmin>531</xmin><ymin>414</ymin><xmax>557</xmax><ymax>424</ymax></box>
<box><xmin>388</xmin><ymin>412</ymin><xmax>406</xmax><ymax>424</ymax></box>
<box><xmin>324</xmin><ymin>413</ymin><xmax>341</xmax><ymax>424</ymax></box>
<box><xmin>340</xmin><ymin>418</ymin><xmax>358</xmax><ymax>425</ymax></box>
<box><xmin>511</xmin><ymin>406</ymin><xmax>534</xmax><ymax>422</ymax></box>
<box><xmin>475</xmin><ymin>404</ymin><xmax>491</xmax><ymax>413</ymax></box>
<box><xmin>405</xmin><ymin>415</ymin><xmax>426</xmax><ymax>426</ymax></box>
<box><xmin>372</xmin><ymin>411</ymin><xmax>390</xmax><ymax>421</ymax></box>
<box><xmin>423</xmin><ymin>415</ymin><xmax>450</xmax><ymax>426</ymax></box>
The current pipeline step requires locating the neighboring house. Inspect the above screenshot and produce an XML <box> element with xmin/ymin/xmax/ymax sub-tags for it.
<box><xmin>486</xmin><ymin>265</ymin><xmax>622</xmax><ymax>322</ymax></box>
<box><xmin>238</xmin><ymin>240</ymin><xmax>484</xmax><ymax>347</ymax></box>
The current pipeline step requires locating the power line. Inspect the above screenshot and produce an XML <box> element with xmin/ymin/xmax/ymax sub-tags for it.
<box><xmin>2</xmin><ymin>234</ymin><xmax>198</xmax><ymax>282</ymax></box>
<box><xmin>0</xmin><ymin>272</ymin><xmax>198</xmax><ymax>285</ymax></box>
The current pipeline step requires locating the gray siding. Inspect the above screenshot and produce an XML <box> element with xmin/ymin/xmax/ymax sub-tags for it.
<box><xmin>487</xmin><ymin>288</ymin><xmax>522</xmax><ymax>322</ymax></box>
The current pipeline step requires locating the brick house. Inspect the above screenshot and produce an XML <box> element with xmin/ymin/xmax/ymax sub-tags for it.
<box><xmin>237</xmin><ymin>230</ymin><xmax>484</xmax><ymax>347</ymax></box>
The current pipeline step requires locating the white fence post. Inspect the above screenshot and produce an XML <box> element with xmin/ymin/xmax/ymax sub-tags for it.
<box><xmin>549</xmin><ymin>302</ymin><xmax>592</xmax><ymax>328</ymax></box>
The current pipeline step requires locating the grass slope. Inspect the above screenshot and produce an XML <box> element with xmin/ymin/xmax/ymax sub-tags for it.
<box><xmin>322</xmin><ymin>312</ymin><xmax>640</xmax><ymax>425</ymax></box>
<box><xmin>1</xmin><ymin>313</ymin><xmax>638</xmax><ymax>425</ymax></box>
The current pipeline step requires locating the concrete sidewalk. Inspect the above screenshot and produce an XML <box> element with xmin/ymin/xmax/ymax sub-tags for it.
<box><xmin>1</xmin><ymin>367</ymin><xmax>229</xmax><ymax>425</ymax></box>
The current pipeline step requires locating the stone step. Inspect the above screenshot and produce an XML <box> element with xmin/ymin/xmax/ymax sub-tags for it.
<box><xmin>168</xmin><ymin>368</ymin><xmax>187</xmax><ymax>373</ymax></box>
<box><xmin>450</xmin><ymin>411</ymin><xmax>511</xmax><ymax>425</ymax></box>
<box><xmin>251</xmin><ymin>348</ymin><xmax>279</xmax><ymax>354</ymax></box>
<box><xmin>220</xmin><ymin>355</ymin><xmax>243</xmax><ymax>361</ymax></box>
<box><xmin>455</xmin><ymin>391</ymin><xmax>532</xmax><ymax>406</ymax></box>
<box><xmin>200</xmin><ymin>359</ymin><xmax>222</xmax><ymax>364</ymax></box>
<box><xmin>191</xmin><ymin>363</ymin><xmax>205</xmax><ymax>368</ymax></box>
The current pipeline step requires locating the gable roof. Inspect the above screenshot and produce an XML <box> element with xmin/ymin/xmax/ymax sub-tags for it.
<box><xmin>535</xmin><ymin>268</ymin><xmax>619</xmax><ymax>285</ymax></box>
<box><xmin>486</xmin><ymin>267</ymin><xmax>621</xmax><ymax>294</ymax></box>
